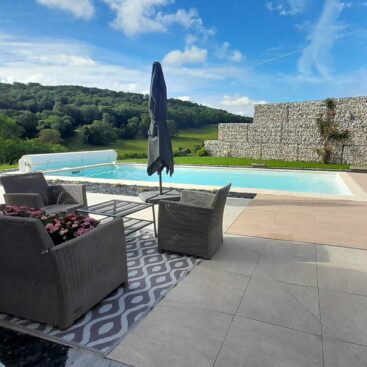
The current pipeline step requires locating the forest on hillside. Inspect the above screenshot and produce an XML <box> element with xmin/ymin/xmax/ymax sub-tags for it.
<box><xmin>0</xmin><ymin>82</ymin><xmax>251</xmax><ymax>163</ymax></box>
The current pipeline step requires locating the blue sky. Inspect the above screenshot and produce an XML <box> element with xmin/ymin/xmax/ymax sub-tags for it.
<box><xmin>0</xmin><ymin>0</ymin><xmax>366</xmax><ymax>116</ymax></box>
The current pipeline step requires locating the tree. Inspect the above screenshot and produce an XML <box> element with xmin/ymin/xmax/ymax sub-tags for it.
<box><xmin>38</xmin><ymin>129</ymin><xmax>62</xmax><ymax>144</ymax></box>
<box><xmin>167</xmin><ymin>119</ymin><xmax>178</xmax><ymax>137</ymax></box>
<box><xmin>137</xmin><ymin>113</ymin><xmax>151</xmax><ymax>137</ymax></box>
<box><xmin>0</xmin><ymin>113</ymin><xmax>22</xmax><ymax>139</ymax></box>
<box><xmin>120</xmin><ymin>116</ymin><xmax>140</xmax><ymax>138</ymax></box>
<box><xmin>316</xmin><ymin>98</ymin><xmax>350</xmax><ymax>164</ymax></box>
<box><xmin>81</xmin><ymin>120</ymin><xmax>118</xmax><ymax>145</ymax></box>
<box><xmin>15</xmin><ymin>111</ymin><xmax>38</xmax><ymax>138</ymax></box>
<box><xmin>38</xmin><ymin>115</ymin><xmax>74</xmax><ymax>139</ymax></box>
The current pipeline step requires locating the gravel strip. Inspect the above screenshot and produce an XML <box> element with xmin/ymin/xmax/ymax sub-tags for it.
<box><xmin>47</xmin><ymin>180</ymin><xmax>256</xmax><ymax>199</ymax></box>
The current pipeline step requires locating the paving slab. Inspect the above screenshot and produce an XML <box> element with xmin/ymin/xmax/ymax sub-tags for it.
<box><xmin>323</xmin><ymin>337</ymin><xmax>367</xmax><ymax>367</ymax></box>
<box><xmin>237</xmin><ymin>274</ymin><xmax>321</xmax><ymax>335</ymax></box>
<box><xmin>320</xmin><ymin>289</ymin><xmax>367</xmax><ymax>346</ymax></box>
<box><xmin>214</xmin><ymin>317</ymin><xmax>323</xmax><ymax>367</ymax></box>
<box><xmin>255</xmin><ymin>239</ymin><xmax>317</xmax><ymax>287</ymax></box>
<box><xmin>109</xmin><ymin>303</ymin><xmax>232</xmax><ymax>367</ymax></box>
<box><xmin>163</xmin><ymin>265</ymin><xmax>249</xmax><ymax>315</ymax></box>
<box><xmin>200</xmin><ymin>235</ymin><xmax>265</xmax><ymax>276</ymax></box>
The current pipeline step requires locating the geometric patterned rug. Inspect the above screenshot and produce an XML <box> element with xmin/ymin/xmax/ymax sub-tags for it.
<box><xmin>0</xmin><ymin>232</ymin><xmax>201</xmax><ymax>355</ymax></box>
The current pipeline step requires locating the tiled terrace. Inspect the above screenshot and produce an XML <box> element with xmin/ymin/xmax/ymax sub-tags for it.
<box><xmin>1</xmin><ymin>173</ymin><xmax>367</xmax><ymax>366</ymax></box>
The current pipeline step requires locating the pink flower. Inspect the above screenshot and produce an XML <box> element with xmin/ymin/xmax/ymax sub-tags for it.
<box><xmin>59</xmin><ymin>228</ymin><xmax>69</xmax><ymax>236</ymax></box>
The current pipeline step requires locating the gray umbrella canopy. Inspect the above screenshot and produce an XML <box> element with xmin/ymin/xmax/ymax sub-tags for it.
<box><xmin>147</xmin><ymin>62</ymin><xmax>174</xmax><ymax>190</ymax></box>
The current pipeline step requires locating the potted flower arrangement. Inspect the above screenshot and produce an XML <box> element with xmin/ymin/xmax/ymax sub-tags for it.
<box><xmin>0</xmin><ymin>205</ymin><xmax>99</xmax><ymax>245</ymax></box>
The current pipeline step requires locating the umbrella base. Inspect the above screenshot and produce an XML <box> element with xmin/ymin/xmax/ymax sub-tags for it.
<box><xmin>139</xmin><ymin>189</ymin><xmax>181</xmax><ymax>204</ymax></box>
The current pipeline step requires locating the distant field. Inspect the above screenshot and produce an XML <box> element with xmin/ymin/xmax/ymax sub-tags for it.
<box><xmin>66</xmin><ymin>125</ymin><xmax>218</xmax><ymax>157</ymax></box>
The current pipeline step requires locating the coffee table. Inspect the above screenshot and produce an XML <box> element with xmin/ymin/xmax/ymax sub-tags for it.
<box><xmin>77</xmin><ymin>199</ymin><xmax>157</xmax><ymax>238</ymax></box>
<box><xmin>138</xmin><ymin>189</ymin><xmax>181</xmax><ymax>204</ymax></box>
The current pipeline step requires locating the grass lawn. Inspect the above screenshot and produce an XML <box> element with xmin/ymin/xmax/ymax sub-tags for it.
<box><xmin>0</xmin><ymin>164</ymin><xmax>17</xmax><ymax>171</ymax></box>
<box><xmin>120</xmin><ymin>156</ymin><xmax>350</xmax><ymax>170</ymax></box>
<box><xmin>66</xmin><ymin>125</ymin><xmax>218</xmax><ymax>157</ymax></box>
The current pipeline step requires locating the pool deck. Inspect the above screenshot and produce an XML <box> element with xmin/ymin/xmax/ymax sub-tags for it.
<box><xmin>2</xmin><ymin>171</ymin><xmax>367</xmax><ymax>366</ymax></box>
<box><xmin>227</xmin><ymin>172</ymin><xmax>367</xmax><ymax>250</ymax></box>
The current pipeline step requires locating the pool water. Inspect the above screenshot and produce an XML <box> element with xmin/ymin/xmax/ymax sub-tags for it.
<box><xmin>46</xmin><ymin>164</ymin><xmax>352</xmax><ymax>196</ymax></box>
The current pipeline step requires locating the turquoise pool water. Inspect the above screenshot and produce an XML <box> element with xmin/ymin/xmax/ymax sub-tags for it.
<box><xmin>46</xmin><ymin>164</ymin><xmax>352</xmax><ymax>196</ymax></box>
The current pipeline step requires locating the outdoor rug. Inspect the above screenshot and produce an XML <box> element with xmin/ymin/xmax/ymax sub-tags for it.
<box><xmin>0</xmin><ymin>232</ymin><xmax>201</xmax><ymax>355</ymax></box>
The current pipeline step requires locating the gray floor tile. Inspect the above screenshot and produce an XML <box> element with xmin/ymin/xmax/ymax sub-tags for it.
<box><xmin>164</xmin><ymin>265</ymin><xmax>249</xmax><ymax>314</ymax></box>
<box><xmin>256</xmin><ymin>240</ymin><xmax>317</xmax><ymax>287</ymax></box>
<box><xmin>323</xmin><ymin>337</ymin><xmax>367</xmax><ymax>367</ymax></box>
<box><xmin>320</xmin><ymin>289</ymin><xmax>367</xmax><ymax>346</ymax></box>
<box><xmin>214</xmin><ymin>317</ymin><xmax>323</xmax><ymax>367</ymax></box>
<box><xmin>200</xmin><ymin>235</ymin><xmax>265</xmax><ymax>276</ymax></box>
<box><xmin>237</xmin><ymin>275</ymin><xmax>321</xmax><ymax>335</ymax></box>
<box><xmin>317</xmin><ymin>245</ymin><xmax>367</xmax><ymax>266</ymax></box>
<box><xmin>109</xmin><ymin>303</ymin><xmax>232</xmax><ymax>367</ymax></box>
<box><xmin>317</xmin><ymin>245</ymin><xmax>367</xmax><ymax>296</ymax></box>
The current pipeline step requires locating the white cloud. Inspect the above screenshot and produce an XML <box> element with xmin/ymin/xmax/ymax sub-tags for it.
<box><xmin>266</xmin><ymin>0</ymin><xmax>309</xmax><ymax>16</ymax></box>
<box><xmin>216</xmin><ymin>42</ymin><xmax>243</xmax><ymax>62</ymax></box>
<box><xmin>162</xmin><ymin>46</ymin><xmax>207</xmax><ymax>66</ymax></box>
<box><xmin>32</xmin><ymin>54</ymin><xmax>96</xmax><ymax>67</ymax></box>
<box><xmin>220</xmin><ymin>95</ymin><xmax>267</xmax><ymax>116</ymax></box>
<box><xmin>177</xmin><ymin>96</ymin><xmax>191</xmax><ymax>101</ymax></box>
<box><xmin>35</xmin><ymin>0</ymin><xmax>95</xmax><ymax>19</ymax></box>
<box><xmin>297</xmin><ymin>0</ymin><xmax>346</xmax><ymax>79</ymax></box>
<box><xmin>0</xmin><ymin>33</ymin><xmax>247</xmax><ymax>103</ymax></box>
<box><xmin>0</xmin><ymin>33</ymin><xmax>149</xmax><ymax>92</ymax></box>
<box><xmin>185</xmin><ymin>34</ymin><xmax>198</xmax><ymax>45</ymax></box>
<box><xmin>102</xmin><ymin>0</ymin><xmax>214</xmax><ymax>38</ymax></box>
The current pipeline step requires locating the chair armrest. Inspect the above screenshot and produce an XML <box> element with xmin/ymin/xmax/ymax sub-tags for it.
<box><xmin>3</xmin><ymin>193</ymin><xmax>44</xmax><ymax>208</ymax></box>
<box><xmin>180</xmin><ymin>190</ymin><xmax>215</xmax><ymax>208</ymax></box>
<box><xmin>49</xmin><ymin>184</ymin><xmax>87</xmax><ymax>206</ymax></box>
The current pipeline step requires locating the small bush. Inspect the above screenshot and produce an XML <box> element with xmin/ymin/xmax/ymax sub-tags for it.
<box><xmin>173</xmin><ymin>147</ymin><xmax>191</xmax><ymax>157</ymax></box>
<box><xmin>197</xmin><ymin>147</ymin><xmax>209</xmax><ymax>156</ymax></box>
<box><xmin>119</xmin><ymin>152</ymin><xmax>148</xmax><ymax>159</ymax></box>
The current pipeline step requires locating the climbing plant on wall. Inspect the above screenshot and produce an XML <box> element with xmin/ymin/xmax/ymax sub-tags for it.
<box><xmin>316</xmin><ymin>98</ymin><xmax>350</xmax><ymax>164</ymax></box>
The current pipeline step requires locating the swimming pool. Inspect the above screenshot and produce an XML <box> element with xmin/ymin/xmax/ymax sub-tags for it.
<box><xmin>46</xmin><ymin>164</ymin><xmax>353</xmax><ymax>196</ymax></box>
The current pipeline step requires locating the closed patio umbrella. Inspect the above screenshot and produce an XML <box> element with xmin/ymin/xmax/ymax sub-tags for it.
<box><xmin>147</xmin><ymin>61</ymin><xmax>174</xmax><ymax>194</ymax></box>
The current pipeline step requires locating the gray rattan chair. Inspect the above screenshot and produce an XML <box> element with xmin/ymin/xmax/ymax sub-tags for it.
<box><xmin>0</xmin><ymin>216</ymin><xmax>128</xmax><ymax>329</ymax></box>
<box><xmin>158</xmin><ymin>184</ymin><xmax>231</xmax><ymax>259</ymax></box>
<box><xmin>1</xmin><ymin>172</ymin><xmax>87</xmax><ymax>214</ymax></box>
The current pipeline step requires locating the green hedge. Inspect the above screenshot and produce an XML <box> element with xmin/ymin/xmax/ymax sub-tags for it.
<box><xmin>0</xmin><ymin>139</ymin><xmax>66</xmax><ymax>164</ymax></box>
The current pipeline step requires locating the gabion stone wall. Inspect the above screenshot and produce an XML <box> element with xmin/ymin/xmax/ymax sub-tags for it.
<box><xmin>205</xmin><ymin>96</ymin><xmax>367</xmax><ymax>165</ymax></box>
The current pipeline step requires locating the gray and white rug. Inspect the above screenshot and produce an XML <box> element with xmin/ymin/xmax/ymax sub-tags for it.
<box><xmin>0</xmin><ymin>232</ymin><xmax>200</xmax><ymax>354</ymax></box>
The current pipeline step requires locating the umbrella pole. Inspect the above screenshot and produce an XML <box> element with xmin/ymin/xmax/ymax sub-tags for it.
<box><xmin>159</xmin><ymin>171</ymin><xmax>163</xmax><ymax>195</ymax></box>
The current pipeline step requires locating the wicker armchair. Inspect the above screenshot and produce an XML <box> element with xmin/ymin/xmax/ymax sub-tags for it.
<box><xmin>1</xmin><ymin>172</ymin><xmax>87</xmax><ymax>214</ymax></box>
<box><xmin>0</xmin><ymin>216</ymin><xmax>127</xmax><ymax>329</ymax></box>
<box><xmin>158</xmin><ymin>184</ymin><xmax>231</xmax><ymax>259</ymax></box>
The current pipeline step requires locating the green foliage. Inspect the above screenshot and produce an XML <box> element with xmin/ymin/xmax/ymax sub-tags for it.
<box><xmin>81</xmin><ymin>120</ymin><xmax>118</xmax><ymax>145</ymax></box>
<box><xmin>38</xmin><ymin>129</ymin><xmax>62</xmax><ymax>144</ymax></box>
<box><xmin>0</xmin><ymin>139</ymin><xmax>66</xmax><ymax>164</ymax></box>
<box><xmin>38</xmin><ymin>114</ymin><xmax>74</xmax><ymax>139</ymax></box>
<box><xmin>0</xmin><ymin>113</ymin><xmax>22</xmax><ymax>139</ymax></box>
<box><xmin>167</xmin><ymin>119</ymin><xmax>178</xmax><ymax>137</ymax></box>
<box><xmin>118</xmin><ymin>152</ymin><xmax>148</xmax><ymax>159</ymax></box>
<box><xmin>121</xmin><ymin>116</ymin><xmax>140</xmax><ymax>138</ymax></box>
<box><xmin>316</xmin><ymin>98</ymin><xmax>350</xmax><ymax>164</ymax></box>
<box><xmin>0</xmin><ymin>82</ymin><xmax>251</xmax><ymax>143</ymax></box>
<box><xmin>197</xmin><ymin>146</ymin><xmax>209</xmax><ymax>156</ymax></box>
<box><xmin>173</xmin><ymin>147</ymin><xmax>191</xmax><ymax>157</ymax></box>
